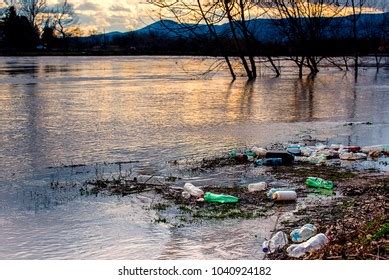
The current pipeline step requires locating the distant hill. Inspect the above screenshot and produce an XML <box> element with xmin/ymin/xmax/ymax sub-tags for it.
<box><xmin>83</xmin><ymin>13</ymin><xmax>388</xmax><ymax>44</ymax></box>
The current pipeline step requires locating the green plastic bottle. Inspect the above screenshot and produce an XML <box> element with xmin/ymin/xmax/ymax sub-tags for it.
<box><xmin>305</xmin><ymin>177</ymin><xmax>334</xmax><ymax>190</ymax></box>
<box><xmin>245</xmin><ymin>150</ymin><xmax>257</xmax><ymax>158</ymax></box>
<box><xmin>204</xmin><ymin>192</ymin><xmax>239</xmax><ymax>204</ymax></box>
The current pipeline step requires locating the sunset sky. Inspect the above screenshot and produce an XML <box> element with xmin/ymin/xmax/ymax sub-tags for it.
<box><xmin>55</xmin><ymin>0</ymin><xmax>155</xmax><ymax>33</ymax></box>
<box><xmin>1</xmin><ymin>0</ymin><xmax>388</xmax><ymax>34</ymax></box>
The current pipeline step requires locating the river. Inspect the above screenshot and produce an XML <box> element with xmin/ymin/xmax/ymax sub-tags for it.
<box><xmin>0</xmin><ymin>56</ymin><xmax>388</xmax><ymax>259</ymax></box>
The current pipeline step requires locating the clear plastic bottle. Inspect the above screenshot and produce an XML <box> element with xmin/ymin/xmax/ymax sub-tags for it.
<box><xmin>252</xmin><ymin>146</ymin><xmax>267</xmax><ymax>158</ymax></box>
<box><xmin>247</xmin><ymin>182</ymin><xmax>267</xmax><ymax>192</ymax></box>
<box><xmin>290</xmin><ymin>224</ymin><xmax>317</xmax><ymax>243</ymax></box>
<box><xmin>181</xmin><ymin>191</ymin><xmax>191</xmax><ymax>199</ymax></box>
<box><xmin>286</xmin><ymin>233</ymin><xmax>329</xmax><ymax>258</ymax></box>
<box><xmin>262</xmin><ymin>231</ymin><xmax>289</xmax><ymax>254</ymax></box>
<box><xmin>272</xmin><ymin>191</ymin><xmax>297</xmax><ymax>201</ymax></box>
<box><xmin>339</xmin><ymin>152</ymin><xmax>367</xmax><ymax>160</ymax></box>
<box><xmin>267</xmin><ymin>188</ymin><xmax>281</xmax><ymax>199</ymax></box>
<box><xmin>183</xmin><ymin>183</ymin><xmax>204</xmax><ymax>198</ymax></box>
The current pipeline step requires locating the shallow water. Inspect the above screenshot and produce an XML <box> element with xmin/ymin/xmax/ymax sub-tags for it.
<box><xmin>0</xmin><ymin>56</ymin><xmax>388</xmax><ymax>259</ymax></box>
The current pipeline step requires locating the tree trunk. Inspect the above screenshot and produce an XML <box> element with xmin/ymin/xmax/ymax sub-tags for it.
<box><xmin>196</xmin><ymin>0</ymin><xmax>236</xmax><ymax>81</ymax></box>
<box><xmin>267</xmin><ymin>56</ymin><xmax>280</xmax><ymax>77</ymax></box>
<box><xmin>224</xmin><ymin>0</ymin><xmax>254</xmax><ymax>80</ymax></box>
<box><xmin>225</xmin><ymin>55</ymin><xmax>236</xmax><ymax>80</ymax></box>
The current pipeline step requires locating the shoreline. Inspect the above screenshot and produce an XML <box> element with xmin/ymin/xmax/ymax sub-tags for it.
<box><xmin>77</xmin><ymin>141</ymin><xmax>388</xmax><ymax>260</ymax></box>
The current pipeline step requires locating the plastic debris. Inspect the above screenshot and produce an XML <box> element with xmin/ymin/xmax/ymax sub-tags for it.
<box><xmin>272</xmin><ymin>191</ymin><xmax>297</xmax><ymax>202</ymax></box>
<box><xmin>247</xmin><ymin>182</ymin><xmax>268</xmax><ymax>192</ymax></box>
<box><xmin>286</xmin><ymin>233</ymin><xmax>329</xmax><ymax>258</ymax></box>
<box><xmin>255</xmin><ymin>158</ymin><xmax>283</xmax><ymax>166</ymax></box>
<box><xmin>262</xmin><ymin>231</ymin><xmax>289</xmax><ymax>254</ymax></box>
<box><xmin>287</xmin><ymin>145</ymin><xmax>302</xmax><ymax>156</ymax></box>
<box><xmin>204</xmin><ymin>192</ymin><xmax>239</xmax><ymax>204</ymax></box>
<box><xmin>315</xmin><ymin>143</ymin><xmax>328</xmax><ymax>150</ymax></box>
<box><xmin>339</xmin><ymin>146</ymin><xmax>361</xmax><ymax>153</ymax></box>
<box><xmin>252</xmin><ymin>146</ymin><xmax>267</xmax><ymax>158</ymax></box>
<box><xmin>181</xmin><ymin>191</ymin><xmax>191</xmax><ymax>199</ymax></box>
<box><xmin>266</xmin><ymin>151</ymin><xmax>295</xmax><ymax>164</ymax></box>
<box><xmin>300</xmin><ymin>146</ymin><xmax>315</xmax><ymax>157</ymax></box>
<box><xmin>339</xmin><ymin>152</ymin><xmax>368</xmax><ymax>161</ymax></box>
<box><xmin>183</xmin><ymin>183</ymin><xmax>204</xmax><ymax>198</ymax></box>
<box><xmin>307</xmin><ymin>153</ymin><xmax>327</xmax><ymax>164</ymax></box>
<box><xmin>361</xmin><ymin>145</ymin><xmax>389</xmax><ymax>154</ymax></box>
<box><xmin>267</xmin><ymin>188</ymin><xmax>280</xmax><ymax>199</ymax></box>
<box><xmin>290</xmin><ymin>224</ymin><xmax>318</xmax><ymax>243</ymax></box>
<box><xmin>305</xmin><ymin>177</ymin><xmax>334</xmax><ymax>190</ymax></box>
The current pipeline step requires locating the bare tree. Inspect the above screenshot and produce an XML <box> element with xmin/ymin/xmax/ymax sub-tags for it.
<box><xmin>346</xmin><ymin>0</ymin><xmax>367</xmax><ymax>79</ymax></box>
<box><xmin>270</xmin><ymin>0</ymin><xmax>347</xmax><ymax>77</ymax></box>
<box><xmin>46</xmin><ymin>0</ymin><xmax>78</xmax><ymax>38</ymax></box>
<box><xmin>18</xmin><ymin>0</ymin><xmax>47</xmax><ymax>27</ymax></box>
<box><xmin>153</xmin><ymin>0</ymin><xmax>241</xmax><ymax>80</ymax></box>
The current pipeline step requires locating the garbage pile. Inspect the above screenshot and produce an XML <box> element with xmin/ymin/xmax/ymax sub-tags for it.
<box><xmin>229</xmin><ymin>144</ymin><xmax>388</xmax><ymax>166</ymax></box>
<box><xmin>262</xmin><ymin>224</ymin><xmax>329</xmax><ymax>258</ymax></box>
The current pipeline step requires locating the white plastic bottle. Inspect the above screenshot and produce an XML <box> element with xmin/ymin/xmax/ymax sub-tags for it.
<box><xmin>252</xmin><ymin>146</ymin><xmax>267</xmax><ymax>158</ymax></box>
<box><xmin>286</xmin><ymin>233</ymin><xmax>329</xmax><ymax>258</ymax></box>
<box><xmin>262</xmin><ymin>231</ymin><xmax>289</xmax><ymax>254</ymax></box>
<box><xmin>272</xmin><ymin>191</ymin><xmax>297</xmax><ymax>201</ymax></box>
<box><xmin>290</xmin><ymin>224</ymin><xmax>317</xmax><ymax>243</ymax></box>
<box><xmin>183</xmin><ymin>183</ymin><xmax>204</xmax><ymax>198</ymax></box>
<box><xmin>247</xmin><ymin>182</ymin><xmax>267</xmax><ymax>192</ymax></box>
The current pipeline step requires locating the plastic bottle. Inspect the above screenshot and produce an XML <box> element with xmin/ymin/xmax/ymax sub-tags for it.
<box><xmin>315</xmin><ymin>143</ymin><xmax>328</xmax><ymax>150</ymax></box>
<box><xmin>267</xmin><ymin>188</ymin><xmax>279</xmax><ymax>199</ymax></box>
<box><xmin>340</xmin><ymin>146</ymin><xmax>361</xmax><ymax>153</ymax></box>
<box><xmin>229</xmin><ymin>149</ymin><xmax>250</xmax><ymax>162</ymax></box>
<box><xmin>266</xmin><ymin>151</ymin><xmax>295</xmax><ymax>164</ymax></box>
<box><xmin>247</xmin><ymin>182</ymin><xmax>267</xmax><ymax>192</ymax></box>
<box><xmin>307</xmin><ymin>153</ymin><xmax>327</xmax><ymax>164</ymax></box>
<box><xmin>255</xmin><ymin>158</ymin><xmax>283</xmax><ymax>166</ymax></box>
<box><xmin>262</xmin><ymin>231</ymin><xmax>289</xmax><ymax>254</ymax></box>
<box><xmin>339</xmin><ymin>152</ymin><xmax>367</xmax><ymax>161</ymax></box>
<box><xmin>183</xmin><ymin>183</ymin><xmax>204</xmax><ymax>198</ymax></box>
<box><xmin>287</xmin><ymin>145</ymin><xmax>302</xmax><ymax>156</ymax></box>
<box><xmin>286</xmin><ymin>233</ymin><xmax>329</xmax><ymax>258</ymax></box>
<box><xmin>290</xmin><ymin>224</ymin><xmax>317</xmax><ymax>243</ymax></box>
<box><xmin>272</xmin><ymin>191</ymin><xmax>297</xmax><ymax>201</ymax></box>
<box><xmin>204</xmin><ymin>192</ymin><xmax>239</xmax><ymax>204</ymax></box>
<box><xmin>252</xmin><ymin>146</ymin><xmax>267</xmax><ymax>158</ymax></box>
<box><xmin>300</xmin><ymin>146</ymin><xmax>314</xmax><ymax>157</ymax></box>
<box><xmin>181</xmin><ymin>191</ymin><xmax>191</xmax><ymax>199</ymax></box>
<box><xmin>294</xmin><ymin>156</ymin><xmax>310</xmax><ymax>163</ymax></box>
<box><xmin>361</xmin><ymin>145</ymin><xmax>389</xmax><ymax>153</ymax></box>
<box><xmin>245</xmin><ymin>150</ymin><xmax>257</xmax><ymax>158</ymax></box>
<box><xmin>305</xmin><ymin>177</ymin><xmax>334</xmax><ymax>190</ymax></box>
<box><xmin>330</xmin><ymin>144</ymin><xmax>342</xmax><ymax>150</ymax></box>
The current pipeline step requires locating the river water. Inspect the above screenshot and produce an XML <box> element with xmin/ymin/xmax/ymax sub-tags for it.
<box><xmin>0</xmin><ymin>56</ymin><xmax>388</xmax><ymax>259</ymax></box>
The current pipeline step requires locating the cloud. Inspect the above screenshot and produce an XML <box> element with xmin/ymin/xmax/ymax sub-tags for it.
<box><xmin>109</xmin><ymin>3</ymin><xmax>134</xmax><ymax>13</ymax></box>
<box><xmin>75</xmin><ymin>1</ymin><xmax>102</xmax><ymax>12</ymax></box>
<box><xmin>4</xmin><ymin>0</ymin><xmax>384</xmax><ymax>34</ymax></box>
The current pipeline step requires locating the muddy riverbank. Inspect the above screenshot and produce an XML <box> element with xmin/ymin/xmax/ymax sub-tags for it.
<box><xmin>76</xmin><ymin>142</ymin><xmax>388</xmax><ymax>260</ymax></box>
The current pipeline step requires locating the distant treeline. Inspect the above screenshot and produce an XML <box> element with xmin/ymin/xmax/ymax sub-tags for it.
<box><xmin>1</xmin><ymin>24</ymin><xmax>387</xmax><ymax>58</ymax></box>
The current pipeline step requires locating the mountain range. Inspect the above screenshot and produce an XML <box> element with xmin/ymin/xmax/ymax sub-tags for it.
<box><xmin>88</xmin><ymin>12</ymin><xmax>388</xmax><ymax>43</ymax></box>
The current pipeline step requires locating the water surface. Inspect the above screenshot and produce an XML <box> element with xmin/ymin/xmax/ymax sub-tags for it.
<box><xmin>0</xmin><ymin>56</ymin><xmax>388</xmax><ymax>259</ymax></box>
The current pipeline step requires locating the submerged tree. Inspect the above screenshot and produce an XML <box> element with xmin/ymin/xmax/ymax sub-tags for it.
<box><xmin>269</xmin><ymin>0</ymin><xmax>348</xmax><ymax>78</ymax></box>
<box><xmin>153</xmin><ymin>0</ymin><xmax>283</xmax><ymax>80</ymax></box>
